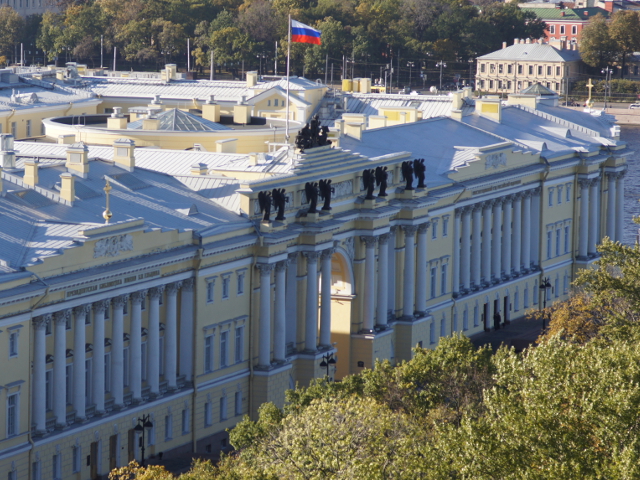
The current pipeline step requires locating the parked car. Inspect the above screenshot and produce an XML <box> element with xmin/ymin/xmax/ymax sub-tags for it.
<box><xmin>629</xmin><ymin>103</ymin><xmax>640</xmax><ymax>109</ymax></box>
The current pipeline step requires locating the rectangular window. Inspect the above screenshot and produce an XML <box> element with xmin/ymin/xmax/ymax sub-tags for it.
<box><xmin>274</xmin><ymin>99</ymin><xmax>278</xmax><ymax>106</ymax></box>
<box><xmin>237</xmin><ymin>274</ymin><xmax>245</xmax><ymax>295</ymax></box>
<box><xmin>32</xmin><ymin>461</ymin><xmax>41</xmax><ymax>480</ymax></box>
<box><xmin>558</xmin><ymin>186</ymin><xmax>563</xmax><ymax>204</ymax></box>
<box><xmin>182</xmin><ymin>409</ymin><xmax>190</xmax><ymax>434</ymax></box>
<box><xmin>572</xmin><ymin>25</ymin><xmax>577</xmax><ymax>35</ymax></box>
<box><xmin>550</xmin><ymin>25</ymin><xmax>556</xmax><ymax>34</ymax></box>
<box><xmin>66</xmin><ymin>364</ymin><xmax>73</xmax><ymax>405</ymax></box>
<box><xmin>480</xmin><ymin>63</ymin><xmax>486</xmax><ymax>73</ymax></box>
<box><xmin>7</xmin><ymin>393</ymin><xmax>18</xmax><ymax>437</ymax></box>
<box><xmin>204</xmin><ymin>402</ymin><xmax>212</xmax><ymax>427</ymax></box>
<box><xmin>528</xmin><ymin>65</ymin><xmax>533</xmax><ymax>75</ymax></box>
<box><xmin>430</xmin><ymin>266</ymin><xmax>437</xmax><ymax>299</ymax></box>
<box><xmin>204</xmin><ymin>335</ymin><xmax>214</xmax><ymax>373</ymax></box>
<box><xmin>538</xmin><ymin>66</ymin><xmax>543</xmax><ymax>75</ymax></box>
<box><xmin>507</xmin><ymin>64</ymin><xmax>513</xmax><ymax>74</ymax></box>
<box><xmin>45</xmin><ymin>370</ymin><xmax>53</xmax><ymax>411</ymax></box>
<box><xmin>72</xmin><ymin>446</ymin><xmax>81</xmax><ymax>473</ymax></box>
<box><xmin>547</xmin><ymin>66</ymin><xmax>552</xmax><ymax>76</ymax></box>
<box><xmin>222</xmin><ymin>277</ymin><xmax>230</xmax><ymax>299</ymax></box>
<box><xmin>123</xmin><ymin>348</ymin><xmax>129</xmax><ymax>387</ymax></box>
<box><xmin>564</xmin><ymin>275</ymin><xmax>569</xmax><ymax>294</ymax></box>
<box><xmin>206</xmin><ymin>280</ymin><xmax>214</xmax><ymax>303</ymax></box>
<box><xmin>518</xmin><ymin>65</ymin><xmax>523</xmax><ymax>74</ymax></box>
<box><xmin>220</xmin><ymin>331</ymin><xmax>228</xmax><ymax>368</ymax></box>
<box><xmin>556</xmin><ymin>66</ymin><xmax>561</xmax><ymax>76</ymax></box>
<box><xmin>560</xmin><ymin>25</ymin><xmax>565</xmax><ymax>34</ymax></box>
<box><xmin>219</xmin><ymin>396</ymin><xmax>228</xmax><ymax>422</ymax></box>
<box><xmin>490</xmin><ymin>64</ymin><xmax>495</xmax><ymax>73</ymax></box>
<box><xmin>235</xmin><ymin>326</ymin><xmax>244</xmax><ymax>363</ymax></box>
<box><xmin>165</xmin><ymin>414</ymin><xmax>173</xmax><ymax>441</ymax></box>
<box><xmin>556</xmin><ymin>229</ymin><xmax>561</xmax><ymax>257</ymax></box>
<box><xmin>442</xmin><ymin>217</ymin><xmax>449</xmax><ymax>236</ymax></box>
<box><xmin>52</xmin><ymin>454</ymin><xmax>61</xmax><ymax>480</ymax></box>
<box><xmin>441</xmin><ymin>264</ymin><xmax>448</xmax><ymax>295</ymax></box>
<box><xmin>564</xmin><ymin>226</ymin><xmax>570</xmax><ymax>253</ymax></box>
<box><xmin>547</xmin><ymin>231</ymin><xmax>552</xmax><ymax>259</ymax></box>
<box><xmin>9</xmin><ymin>331</ymin><xmax>18</xmax><ymax>357</ymax></box>
<box><xmin>429</xmin><ymin>322</ymin><xmax>435</xmax><ymax>344</ymax></box>
<box><xmin>507</xmin><ymin>81</ymin><xmax>512</xmax><ymax>89</ymax></box>
<box><xmin>566</xmin><ymin>184</ymin><xmax>572</xmax><ymax>202</ymax></box>
<box><xmin>498</xmin><ymin>64</ymin><xmax>503</xmax><ymax>74</ymax></box>
<box><xmin>432</xmin><ymin>222</ymin><xmax>437</xmax><ymax>239</ymax></box>
<box><xmin>548</xmin><ymin>189</ymin><xmax>554</xmax><ymax>206</ymax></box>
<box><xmin>474</xmin><ymin>305</ymin><xmax>479</xmax><ymax>327</ymax></box>
<box><xmin>11</xmin><ymin>122</ymin><xmax>16</xmax><ymax>137</ymax></box>
<box><xmin>489</xmin><ymin>80</ymin><xmax>494</xmax><ymax>89</ymax></box>
<box><xmin>26</xmin><ymin>120</ymin><xmax>31</xmax><ymax>137</ymax></box>
<box><xmin>235</xmin><ymin>391</ymin><xmax>242</xmax><ymax>416</ymax></box>
<box><xmin>524</xmin><ymin>286</ymin><xmax>530</xmax><ymax>308</ymax></box>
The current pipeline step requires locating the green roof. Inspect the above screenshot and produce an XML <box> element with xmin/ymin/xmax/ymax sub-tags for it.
<box><xmin>521</xmin><ymin>6</ymin><xmax>609</xmax><ymax>21</ymax></box>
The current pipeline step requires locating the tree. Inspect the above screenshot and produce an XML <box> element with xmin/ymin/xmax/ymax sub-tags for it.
<box><xmin>609</xmin><ymin>11</ymin><xmax>640</xmax><ymax>78</ymax></box>
<box><xmin>0</xmin><ymin>6</ymin><xmax>24</xmax><ymax>61</ymax></box>
<box><xmin>579</xmin><ymin>13</ymin><xmax>618</xmax><ymax>69</ymax></box>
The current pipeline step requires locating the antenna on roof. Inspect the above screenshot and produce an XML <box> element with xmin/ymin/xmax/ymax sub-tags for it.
<box><xmin>103</xmin><ymin>178</ymin><xmax>113</xmax><ymax>224</ymax></box>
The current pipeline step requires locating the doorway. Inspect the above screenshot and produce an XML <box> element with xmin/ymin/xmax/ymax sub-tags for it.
<box><xmin>109</xmin><ymin>434</ymin><xmax>119</xmax><ymax>471</ymax></box>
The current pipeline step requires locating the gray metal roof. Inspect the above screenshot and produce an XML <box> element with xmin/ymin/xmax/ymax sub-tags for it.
<box><xmin>477</xmin><ymin>43</ymin><xmax>582</xmax><ymax>62</ymax></box>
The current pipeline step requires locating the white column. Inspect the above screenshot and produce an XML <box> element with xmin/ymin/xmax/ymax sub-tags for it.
<box><xmin>377</xmin><ymin>234</ymin><xmax>390</xmax><ymax>324</ymax></box>
<box><xmin>111</xmin><ymin>295</ymin><xmax>126</xmax><ymax>408</ymax></box>
<box><xmin>606</xmin><ymin>173</ymin><xmax>617</xmax><ymax>240</ymax></box>
<box><xmin>387</xmin><ymin>228</ymin><xmax>397</xmax><ymax>319</ymax></box>
<box><xmin>452</xmin><ymin>213</ymin><xmax>461</xmax><ymax>296</ymax></box>
<box><xmin>578</xmin><ymin>179</ymin><xmax>590</xmax><ymax>259</ymax></box>
<box><xmin>415</xmin><ymin>225</ymin><xmax>428</xmax><ymax>314</ymax></box>
<box><xmin>73</xmin><ymin>306</ymin><xmax>89</xmax><ymax>421</ymax></box>
<box><xmin>492</xmin><ymin>199</ymin><xmax>502</xmax><ymax>281</ymax></box>
<box><xmin>130</xmin><ymin>291</ymin><xmax>146</xmax><ymax>403</ymax></box>
<box><xmin>502</xmin><ymin>195</ymin><xmax>512</xmax><ymax>278</ymax></box>
<box><xmin>616</xmin><ymin>173</ymin><xmax>625</xmax><ymax>243</ymax></box>
<box><xmin>285</xmin><ymin>253</ymin><xmax>298</xmax><ymax>349</ymax></box>
<box><xmin>402</xmin><ymin>225</ymin><xmax>417</xmax><ymax>317</ymax></box>
<box><xmin>92</xmin><ymin>300</ymin><xmax>108</xmax><ymax>413</ymax></box>
<box><xmin>362</xmin><ymin>236</ymin><xmax>377</xmax><ymax>330</ymax></box>
<box><xmin>165</xmin><ymin>283</ymin><xmax>179</xmax><ymax>389</ymax></box>
<box><xmin>32</xmin><ymin>315</ymin><xmax>50</xmax><ymax>434</ymax></box>
<box><xmin>471</xmin><ymin>206</ymin><xmax>482</xmax><ymax>288</ymax></box>
<box><xmin>274</xmin><ymin>261</ymin><xmax>288</xmax><ymax>360</ymax></box>
<box><xmin>512</xmin><ymin>194</ymin><xmax>522</xmax><ymax>274</ymax></box>
<box><xmin>319</xmin><ymin>248</ymin><xmax>334</xmax><ymax>346</ymax></box>
<box><xmin>303</xmin><ymin>251</ymin><xmax>320</xmax><ymax>351</ymax></box>
<box><xmin>531</xmin><ymin>188</ymin><xmax>541</xmax><ymax>268</ymax></box>
<box><xmin>147</xmin><ymin>287</ymin><xmax>163</xmax><ymax>396</ymax></box>
<box><xmin>53</xmin><ymin>310</ymin><xmax>70</xmax><ymax>428</ymax></box>
<box><xmin>257</xmin><ymin>263</ymin><xmax>274</xmax><ymax>367</ymax></box>
<box><xmin>179</xmin><ymin>278</ymin><xmax>194</xmax><ymax>382</ymax></box>
<box><xmin>589</xmin><ymin>178</ymin><xmax>599</xmax><ymax>256</ymax></box>
<box><xmin>482</xmin><ymin>202</ymin><xmax>492</xmax><ymax>285</ymax></box>
<box><xmin>522</xmin><ymin>193</ymin><xmax>532</xmax><ymax>270</ymax></box>
<box><xmin>461</xmin><ymin>208</ymin><xmax>471</xmax><ymax>291</ymax></box>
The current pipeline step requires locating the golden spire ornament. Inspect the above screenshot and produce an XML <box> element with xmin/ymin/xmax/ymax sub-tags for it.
<box><xmin>103</xmin><ymin>178</ymin><xmax>113</xmax><ymax>224</ymax></box>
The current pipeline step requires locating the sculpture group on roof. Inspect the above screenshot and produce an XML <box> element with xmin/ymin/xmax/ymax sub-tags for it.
<box><xmin>295</xmin><ymin>114</ymin><xmax>332</xmax><ymax>152</ymax></box>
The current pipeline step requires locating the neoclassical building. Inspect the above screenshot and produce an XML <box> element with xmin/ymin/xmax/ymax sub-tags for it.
<box><xmin>0</xmin><ymin>84</ymin><xmax>628</xmax><ymax>479</ymax></box>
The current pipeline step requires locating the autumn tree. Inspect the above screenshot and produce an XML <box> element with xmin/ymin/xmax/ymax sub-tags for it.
<box><xmin>579</xmin><ymin>13</ymin><xmax>618</xmax><ymax>69</ymax></box>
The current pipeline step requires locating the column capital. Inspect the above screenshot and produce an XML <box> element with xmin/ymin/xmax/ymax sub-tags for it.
<box><xmin>360</xmin><ymin>235</ymin><xmax>378</xmax><ymax>248</ymax></box>
<box><xmin>590</xmin><ymin>177</ymin><xmax>600</xmax><ymax>187</ymax></box>
<box><xmin>578</xmin><ymin>178</ymin><xmax>591</xmax><ymax>189</ymax></box>
<box><xmin>482</xmin><ymin>199</ymin><xmax>494</xmax><ymax>209</ymax></box>
<box><xmin>512</xmin><ymin>191</ymin><xmax>524</xmax><ymax>201</ymax></box>
<box><xmin>275</xmin><ymin>260</ymin><xmax>288</xmax><ymax>272</ymax></box>
<box><xmin>149</xmin><ymin>286</ymin><xmax>165</xmax><ymax>299</ymax></box>
<box><xmin>131</xmin><ymin>290</ymin><xmax>148</xmax><ymax>305</ymax></box>
<box><xmin>402</xmin><ymin>225</ymin><xmax>418</xmax><ymax>236</ymax></box>
<box><xmin>472</xmin><ymin>202</ymin><xmax>483</xmax><ymax>212</ymax></box>
<box><xmin>256</xmin><ymin>262</ymin><xmax>276</xmax><ymax>274</ymax></box>
<box><xmin>166</xmin><ymin>282</ymin><xmax>181</xmax><ymax>295</ymax></box>
<box><xmin>417</xmin><ymin>222</ymin><xmax>430</xmax><ymax>234</ymax></box>
<box><xmin>389</xmin><ymin>225</ymin><xmax>400</xmax><ymax>234</ymax></box>
<box><xmin>321</xmin><ymin>247</ymin><xmax>336</xmax><ymax>259</ymax></box>
<box><xmin>531</xmin><ymin>186</ymin><xmax>542</xmax><ymax>196</ymax></box>
<box><xmin>378</xmin><ymin>233</ymin><xmax>391</xmax><ymax>245</ymax></box>
<box><xmin>33</xmin><ymin>314</ymin><xmax>51</xmax><ymax>330</ymax></box>
<box><xmin>54</xmin><ymin>309</ymin><xmax>71</xmax><ymax>325</ymax></box>
<box><xmin>93</xmin><ymin>299</ymin><xmax>110</xmax><ymax>313</ymax></box>
<box><xmin>302</xmin><ymin>251</ymin><xmax>321</xmax><ymax>263</ymax></box>
<box><xmin>287</xmin><ymin>252</ymin><xmax>299</xmax><ymax>262</ymax></box>
<box><xmin>73</xmin><ymin>304</ymin><xmax>91</xmax><ymax>317</ymax></box>
<box><xmin>112</xmin><ymin>295</ymin><xmax>129</xmax><ymax>309</ymax></box>
<box><xmin>182</xmin><ymin>277</ymin><xmax>195</xmax><ymax>292</ymax></box>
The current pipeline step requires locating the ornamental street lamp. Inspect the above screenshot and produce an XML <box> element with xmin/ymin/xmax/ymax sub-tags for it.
<box><xmin>436</xmin><ymin>61</ymin><xmax>446</xmax><ymax>91</ymax></box>
<box><xmin>134</xmin><ymin>414</ymin><xmax>154</xmax><ymax>467</ymax></box>
<box><xmin>319</xmin><ymin>352</ymin><xmax>336</xmax><ymax>378</ymax></box>
<box><xmin>407</xmin><ymin>61</ymin><xmax>415</xmax><ymax>89</ymax></box>
<box><xmin>601</xmin><ymin>66</ymin><xmax>614</xmax><ymax>111</ymax></box>
<box><xmin>538</xmin><ymin>277</ymin><xmax>552</xmax><ymax>331</ymax></box>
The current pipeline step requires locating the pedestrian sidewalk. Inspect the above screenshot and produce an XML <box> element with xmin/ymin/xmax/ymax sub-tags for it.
<box><xmin>470</xmin><ymin>315</ymin><xmax>544</xmax><ymax>352</ymax></box>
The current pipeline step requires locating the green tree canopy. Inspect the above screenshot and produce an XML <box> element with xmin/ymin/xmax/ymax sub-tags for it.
<box><xmin>579</xmin><ymin>13</ymin><xmax>618</xmax><ymax>69</ymax></box>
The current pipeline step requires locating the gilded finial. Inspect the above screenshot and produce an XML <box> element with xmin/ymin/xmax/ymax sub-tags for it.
<box><xmin>103</xmin><ymin>178</ymin><xmax>113</xmax><ymax>223</ymax></box>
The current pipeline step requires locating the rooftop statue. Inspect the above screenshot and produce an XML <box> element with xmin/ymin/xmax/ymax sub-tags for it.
<box><xmin>305</xmin><ymin>182</ymin><xmax>319</xmax><ymax>213</ymax></box>
<box><xmin>319</xmin><ymin>179</ymin><xmax>334</xmax><ymax>211</ymax></box>
<box><xmin>375</xmin><ymin>166</ymin><xmax>388</xmax><ymax>197</ymax></box>
<box><xmin>414</xmin><ymin>158</ymin><xmax>426</xmax><ymax>189</ymax></box>
<box><xmin>401</xmin><ymin>161</ymin><xmax>414</xmax><ymax>191</ymax></box>
<box><xmin>295</xmin><ymin>114</ymin><xmax>332</xmax><ymax>152</ymax></box>
<box><xmin>272</xmin><ymin>188</ymin><xmax>288</xmax><ymax>221</ymax></box>
<box><xmin>258</xmin><ymin>191</ymin><xmax>272</xmax><ymax>222</ymax></box>
<box><xmin>362</xmin><ymin>169</ymin><xmax>376</xmax><ymax>200</ymax></box>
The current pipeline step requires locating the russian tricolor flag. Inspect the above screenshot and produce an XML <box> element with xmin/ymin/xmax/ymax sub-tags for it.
<box><xmin>291</xmin><ymin>20</ymin><xmax>321</xmax><ymax>45</ymax></box>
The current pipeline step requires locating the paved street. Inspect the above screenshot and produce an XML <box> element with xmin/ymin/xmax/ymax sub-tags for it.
<box><xmin>470</xmin><ymin>315</ymin><xmax>545</xmax><ymax>352</ymax></box>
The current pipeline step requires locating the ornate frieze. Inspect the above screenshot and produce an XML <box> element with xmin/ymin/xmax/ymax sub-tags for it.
<box><xmin>93</xmin><ymin>234</ymin><xmax>134</xmax><ymax>259</ymax></box>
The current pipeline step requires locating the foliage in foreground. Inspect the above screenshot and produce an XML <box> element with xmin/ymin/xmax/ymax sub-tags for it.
<box><xmin>116</xmin><ymin>237</ymin><xmax>640</xmax><ymax>479</ymax></box>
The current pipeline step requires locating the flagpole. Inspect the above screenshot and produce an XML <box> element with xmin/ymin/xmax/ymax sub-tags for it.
<box><xmin>285</xmin><ymin>14</ymin><xmax>291</xmax><ymax>144</ymax></box>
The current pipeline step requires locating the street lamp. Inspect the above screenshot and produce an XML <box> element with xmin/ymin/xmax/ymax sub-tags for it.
<box><xmin>319</xmin><ymin>352</ymin><xmax>336</xmax><ymax>378</ymax></box>
<box><xmin>538</xmin><ymin>277</ymin><xmax>552</xmax><ymax>331</ymax></box>
<box><xmin>601</xmin><ymin>66</ymin><xmax>613</xmax><ymax>111</ymax></box>
<box><xmin>436</xmin><ymin>61</ymin><xmax>446</xmax><ymax>91</ymax></box>
<box><xmin>133</xmin><ymin>414</ymin><xmax>153</xmax><ymax>467</ymax></box>
<box><xmin>468</xmin><ymin>57</ymin><xmax>475</xmax><ymax>88</ymax></box>
<box><xmin>407</xmin><ymin>61</ymin><xmax>415</xmax><ymax>89</ymax></box>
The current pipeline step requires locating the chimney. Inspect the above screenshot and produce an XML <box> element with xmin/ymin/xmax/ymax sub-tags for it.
<box><xmin>502</xmin><ymin>41</ymin><xmax>507</xmax><ymax>49</ymax></box>
<box><xmin>107</xmin><ymin>107</ymin><xmax>128</xmax><ymax>129</ymax></box>
<box><xmin>65</xmin><ymin>142</ymin><xmax>89</xmax><ymax>178</ymax></box>
<box><xmin>190</xmin><ymin>163</ymin><xmax>208</xmax><ymax>175</ymax></box>
<box><xmin>561</xmin><ymin>11</ymin><xmax>565</xmax><ymax>16</ymax></box>
<box><xmin>113</xmin><ymin>138</ymin><xmax>135</xmax><ymax>171</ymax></box>
<box><xmin>475</xmin><ymin>97</ymin><xmax>502</xmax><ymax>123</ymax></box>
<box><xmin>584</xmin><ymin>10</ymin><xmax>589</xmax><ymax>16</ymax></box>
<box><xmin>148</xmin><ymin>94</ymin><xmax>164</xmax><ymax>110</ymax></box>
<box><xmin>451</xmin><ymin>91</ymin><xmax>464</xmax><ymax>110</ymax></box>
<box><xmin>525</xmin><ymin>38</ymin><xmax>531</xmax><ymax>44</ymax></box>
<box><xmin>142</xmin><ymin>112</ymin><xmax>159</xmax><ymax>130</ymax></box>
<box><xmin>24</xmin><ymin>159</ymin><xmax>39</xmax><ymax>186</ymax></box>
<box><xmin>246</xmin><ymin>71</ymin><xmax>258</xmax><ymax>88</ymax></box>
<box><xmin>202</xmin><ymin>95</ymin><xmax>220</xmax><ymax>122</ymax></box>
<box><xmin>216</xmin><ymin>138</ymin><xmax>237</xmax><ymax>153</ymax></box>
<box><xmin>248</xmin><ymin>153</ymin><xmax>259</xmax><ymax>166</ymax></box>
<box><xmin>233</xmin><ymin>99</ymin><xmax>251</xmax><ymax>125</ymax></box>
<box><xmin>514</xmin><ymin>38</ymin><xmax>519</xmax><ymax>45</ymax></box>
<box><xmin>604</xmin><ymin>0</ymin><xmax>614</xmax><ymax>12</ymax></box>
<box><xmin>59</xmin><ymin>172</ymin><xmax>75</xmax><ymax>203</ymax></box>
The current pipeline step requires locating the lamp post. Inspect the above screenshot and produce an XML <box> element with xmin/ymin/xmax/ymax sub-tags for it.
<box><xmin>538</xmin><ymin>277</ymin><xmax>552</xmax><ymax>331</ymax></box>
<box><xmin>319</xmin><ymin>352</ymin><xmax>336</xmax><ymax>378</ymax></box>
<box><xmin>468</xmin><ymin>57</ymin><xmax>474</xmax><ymax>88</ymax></box>
<box><xmin>601</xmin><ymin>66</ymin><xmax>613</xmax><ymax>111</ymax></box>
<box><xmin>134</xmin><ymin>414</ymin><xmax>153</xmax><ymax>467</ymax></box>
<box><xmin>436</xmin><ymin>61</ymin><xmax>446</xmax><ymax>91</ymax></box>
<box><xmin>407</xmin><ymin>61</ymin><xmax>415</xmax><ymax>89</ymax></box>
